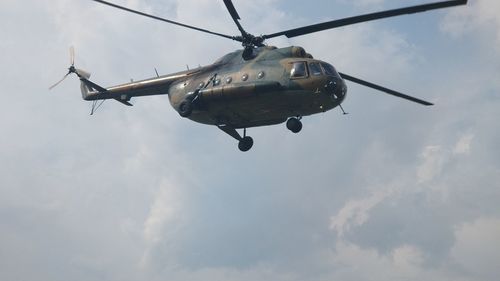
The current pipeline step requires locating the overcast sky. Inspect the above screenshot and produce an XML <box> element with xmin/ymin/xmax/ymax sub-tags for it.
<box><xmin>1</xmin><ymin>0</ymin><xmax>499</xmax><ymax>280</ymax></box>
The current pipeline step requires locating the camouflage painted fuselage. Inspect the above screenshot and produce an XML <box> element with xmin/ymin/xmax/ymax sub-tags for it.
<box><xmin>82</xmin><ymin>46</ymin><xmax>347</xmax><ymax>128</ymax></box>
<box><xmin>169</xmin><ymin>46</ymin><xmax>346</xmax><ymax>128</ymax></box>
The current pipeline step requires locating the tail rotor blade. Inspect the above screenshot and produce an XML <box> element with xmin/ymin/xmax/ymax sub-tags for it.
<box><xmin>49</xmin><ymin>72</ymin><xmax>70</xmax><ymax>90</ymax></box>
<box><xmin>69</xmin><ymin>46</ymin><xmax>75</xmax><ymax>66</ymax></box>
<box><xmin>49</xmin><ymin>46</ymin><xmax>81</xmax><ymax>90</ymax></box>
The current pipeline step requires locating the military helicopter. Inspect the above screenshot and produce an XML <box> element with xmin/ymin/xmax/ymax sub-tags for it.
<box><xmin>50</xmin><ymin>0</ymin><xmax>468</xmax><ymax>151</ymax></box>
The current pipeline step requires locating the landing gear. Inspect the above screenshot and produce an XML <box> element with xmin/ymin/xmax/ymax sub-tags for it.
<box><xmin>238</xmin><ymin>136</ymin><xmax>254</xmax><ymax>152</ymax></box>
<box><xmin>218</xmin><ymin>125</ymin><xmax>254</xmax><ymax>152</ymax></box>
<box><xmin>286</xmin><ymin>117</ymin><xmax>302</xmax><ymax>133</ymax></box>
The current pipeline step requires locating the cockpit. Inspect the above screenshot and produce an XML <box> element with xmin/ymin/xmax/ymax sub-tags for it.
<box><xmin>290</xmin><ymin>61</ymin><xmax>340</xmax><ymax>79</ymax></box>
<box><xmin>289</xmin><ymin>60</ymin><xmax>346</xmax><ymax>103</ymax></box>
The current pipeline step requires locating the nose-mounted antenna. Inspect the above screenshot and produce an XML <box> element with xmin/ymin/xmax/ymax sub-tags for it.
<box><xmin>339</xmin><ymin>104</ymin><xmax>348</xmax><ymax>115</ymax></box>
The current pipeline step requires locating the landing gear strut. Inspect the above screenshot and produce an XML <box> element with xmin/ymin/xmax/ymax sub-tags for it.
<box><xmin>218</xmin><ymin>125</ymin><xmax>254</xmax><ymax>152</ymax></box>
<box><xmin>286</xmin><ymin>117</ymin><xmax>302</xmax><ymax>133</ymax></box>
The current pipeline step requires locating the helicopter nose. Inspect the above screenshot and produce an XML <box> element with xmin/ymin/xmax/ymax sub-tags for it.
<box><xmin>324</xmin><ymin>76</ymin><xmax>347</xmax><ymax>102</ymax></box>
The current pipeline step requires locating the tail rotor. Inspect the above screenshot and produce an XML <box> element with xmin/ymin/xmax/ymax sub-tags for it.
<box><xmin>49</xmin><ymin>46</ymin><xmax>79</xmax><ymax>90</ymax></box>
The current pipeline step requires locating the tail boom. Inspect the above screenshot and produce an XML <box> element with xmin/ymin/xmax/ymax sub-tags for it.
<box><xmin>79</xmin><ymin>71</ymin><xmax>190</xmax><ymax>105</ymax></box>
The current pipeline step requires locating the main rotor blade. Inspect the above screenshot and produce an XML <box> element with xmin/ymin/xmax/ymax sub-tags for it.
<box><xmin>264</xmin><ymin>0</ymin><xmax>467</xmax><ymax>39</ymax></box>
<box><xmin>91</xmin><ymin>0</ymin><xmax>237</xmax><ymax>41</ymax></box>
<box><xmin>222</xmin><ymin>0</ymin><xmax>247</xmax><ymax>36</ymax></box>
<box><xmin>339</xmin><ymin>72</ymin><xmax>433</xmax><ymax>106</ymax></box>
<box><xmin>223</xmin><ymin>0</ymin><xmax>241</xmax><ymax>21</ymax></box>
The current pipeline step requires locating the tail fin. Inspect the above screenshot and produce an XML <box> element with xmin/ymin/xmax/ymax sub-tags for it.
<box><xmin>76</xmin><ymin>69</ymin><xmax>109</xmax><ymax>101</ymax></box>
<box><xmin>77</xmin><ymin>69</ymin><xmax>92</xmax><ymax>100</ymax></box>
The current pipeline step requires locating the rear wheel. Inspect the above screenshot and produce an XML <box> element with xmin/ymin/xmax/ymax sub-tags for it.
<box><xmin>286</xmin><ymin>118</ymin><xmax>302</xmax><ymax>133</ymax></box>
<box><xmin>238</xmin><ymin>136</ymin><xmax>253</xmax><ymax>152</ymax></box>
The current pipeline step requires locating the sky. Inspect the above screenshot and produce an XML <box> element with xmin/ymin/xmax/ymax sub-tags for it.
<box><xmin>1</xmin><ymin>0</ymin><xmax>499</xmax><ymax>280</ymax></box>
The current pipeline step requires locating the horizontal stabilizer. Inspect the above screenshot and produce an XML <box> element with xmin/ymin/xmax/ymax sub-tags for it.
<box><xmin>113</xmin><ymin>98</ymin><xmax>133</xmax><ymax>106</ymax></box>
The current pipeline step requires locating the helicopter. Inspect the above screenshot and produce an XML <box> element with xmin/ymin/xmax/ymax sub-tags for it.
<box><xmin>50</xmin><ymin>0</ymin><xmax>468</xmax><ymax>151</ymax></box>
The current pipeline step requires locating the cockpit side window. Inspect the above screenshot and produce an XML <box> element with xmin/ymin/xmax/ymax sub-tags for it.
<box><xmin>290</xmin><ymin>62</ymin><xmax>308</xmax><ymax>78</ymax></box>
<box><xmin>320</xmin><ymin>63</ymin><xmax>337</xmax><ymax>76</ymax></box>
<box><xmin>308</xmin><ymin>62</ymin><xmax>323</xmax><ymax>76</ymax></box>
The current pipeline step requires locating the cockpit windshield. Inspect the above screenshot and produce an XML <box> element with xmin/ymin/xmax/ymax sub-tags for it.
<box><xmin>290</xmin><ymin>61</ymin><xmax>339</xmax><ymax>78</ymax></box>
<box><xmin>308</xmin><ymin>62</ymin><xmax>323</xmax><ymax>76</ymax></box>
<box><xmin>320</xmin><ymin>63</ymin><xmax>338</xmax><ymax>76</ymax></box>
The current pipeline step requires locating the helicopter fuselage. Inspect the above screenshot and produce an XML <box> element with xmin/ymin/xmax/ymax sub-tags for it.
<box><xmin>168</xmin><ymin>46</ymin><xmax>347</xmax><ymax>128</ymax></box>
<box><xmin>82</xmin><ymin>45</ymin><xmax>347</xmax><ymax>129</ymax></box>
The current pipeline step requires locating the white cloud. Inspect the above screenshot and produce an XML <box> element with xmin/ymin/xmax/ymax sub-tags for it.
<box><xmin>453</xmin><ymin>133</ymin><xmax>474</xmax><ymax>155</ymax></box>
<box><xmin>330</xmin><ymin>187</ymin><xmax>395</xmax><ymax>237</ymax></box>
<box><xmin>143</xmin><ymin>180</ymin><xmax>183</xmax><ymax>245</ymax></box>
<box><xmin>338</xmin><ymin>0</ymin><xmax>386</xmax><ymax>9</ymax></box>
<box><xmin>392</xmin><ymin>244</ymin><xmax>424</xmax><ymax>273</ymax></box>
<box><xmin>332</xmin><ymin>131</ymin><xmax>478</xmax><ymax>239</ymax></box>
<box><xmin>141</xmin><ymin>179</ymin><xmax>185</xmax><ymax>269</ymax></box>
<box><xmin>417</xmin><ymin>145</ymin><xmax>447</xmax><ymax>183</ymax></box>
<box><xmin>441</xmin><ymin>0</ymin><xmax>500</xmax><ymax>47</ymax></box>
<box><xmin>417</xmin><ymin>133</ymin><xmax>475</xmax><ymax>183</ymax></box>
<box><xmin>325</xmin><ymin>239</ymin><xmax>487</xmax><ymax>281</ymax></box>
<box><xmin>328</xmin><ymin>242</ymin><xmax>433</xmax><ymax>281</ymax></box>
<box><xmin>451</xmin><ymin>217</ymin><xmax>500</xmax><ymax>280</ymax></box>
